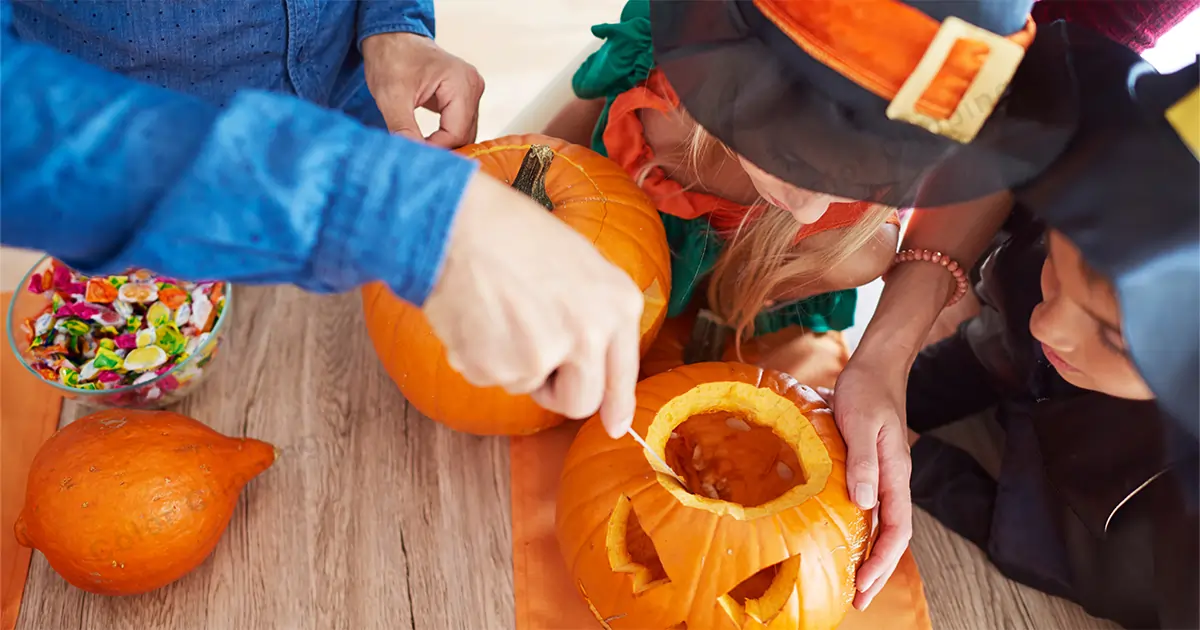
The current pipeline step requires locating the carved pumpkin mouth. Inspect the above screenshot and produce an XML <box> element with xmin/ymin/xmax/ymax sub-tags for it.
<box><xmin>641</xmin><ymin>381</ymin><xmax>833</xmax><ymax>520</ymax></box>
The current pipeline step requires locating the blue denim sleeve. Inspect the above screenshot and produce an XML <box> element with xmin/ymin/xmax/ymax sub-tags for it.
<box><xmin>356</xmin><ymin>0</ymin><xmax>435</xmax><ymax>46</ymax></box>
<box><xmin>0</xmin><ymin>1</ymin><xmax>477</xmax><ymax>306</ymax></box>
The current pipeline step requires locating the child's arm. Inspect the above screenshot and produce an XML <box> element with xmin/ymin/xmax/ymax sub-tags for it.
<box><xmin>541</xmin><ymin>98</ymin><xmax>606</xmax><ymax>147</ymax></box>
<box><xmin>775</xmin><ymin>222</ymin><xmax>900</xmax><ymax>302</ymax></box>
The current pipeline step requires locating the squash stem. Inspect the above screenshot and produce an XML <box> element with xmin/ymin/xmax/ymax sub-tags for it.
<box><xmin>511</xmin><ymin>144</ymin><xmax>555</xmax><ymax>211</ymax></box>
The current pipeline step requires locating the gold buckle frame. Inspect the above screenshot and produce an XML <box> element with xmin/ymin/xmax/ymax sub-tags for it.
<box><xmin>1165</xmin><ymin>86</ymin><xmax>1199</xmax><ymax>159</ymax></box>
<box><xmin>886</xmin><ymin>16</ymin><xmax>1027</xmax><ymax>144</ymax></box>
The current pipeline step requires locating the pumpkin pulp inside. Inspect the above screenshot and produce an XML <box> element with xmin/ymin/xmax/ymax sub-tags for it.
<box><xmin>664</xmin><ymin>411</ymin><xmax>805</xmax><ymax>507</ymax></box>
<box><xmin>642</xmin><ymin>381</ymin><xmax>833</xmax><ymax>521</ymax></box>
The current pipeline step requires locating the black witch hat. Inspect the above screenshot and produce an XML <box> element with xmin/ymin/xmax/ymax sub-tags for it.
<box><xmin>1015</xmin><ymin>27</ymin><xmax>1199</xmax><ymax>435</ymax></box>
<box><xmin>650</xmin><ymin>0</ymin><xmax>1077</xmax><ymax>208</ymax></box>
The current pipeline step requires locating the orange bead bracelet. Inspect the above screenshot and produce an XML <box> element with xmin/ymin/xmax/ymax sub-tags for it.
<box><xmin>892</xmin><ymin>248</ymin><xmax>969</xmax><ymax>307</ymax></box>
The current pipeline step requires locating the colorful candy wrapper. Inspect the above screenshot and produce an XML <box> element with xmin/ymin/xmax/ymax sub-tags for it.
<box><xmin>113</xmin><ymin>299</ymin><xmax>133</xmax><ymax>319</ymax></box>
<box><xmin>135</xmin><ymin>327</ymin><xmax>156</xmax><ymax>348</ymax></box>
<box><xmin>157</xmin><ymin>286</ymin><xmax>188</xmax><ymax>309</ymax></box>
<box><xmin>123</xmin><ymin>345</ymin><xmax>168</xmax><ymax>371</ymax></box>
<box><xmin>96</xmin><ymin>370</ymin><xmax>123</xmax><ymax>385</ymax></box>
<box><xmin>190</xmin><ymin>295</ymin><xmax>214</xmax><ymax>332</ymax></box>
<box><xmin>85</xmin><ymin>278</ymin><xmax>117</xmax><ymax>303</ymax></box>
<box><xmin>174</xmin><ymin>303</ymin><xmax>191</xmax><ymax>329</ymax></box>
<box><xmin>58</xmin><ymin>367</ymin><xmax>79</xmax><ymax>388</ymax></box>
<box><xmin>33</xmin><ymin>312</ymin><xmax>53</xmax><ymax>337</ymax></box>
<box><xmin>118</xmin><ymin>282</ymin><xmax>158</xmax><ymax>304</ymax></box>
<box><xmin>58</xmin><ymin>318</ymin><xmax>90</xmax><ymax>337</ymax></box>
<box><xmin>114</xmin><ymin>333</ymin><xmax>138</xmax><ymax>350</ymax></box>
<box><xmin>93</xmin><ymin>347</ymin><xmax>123</xmax><ymax>371</ymax></box>
<box><xmin>79</xmin><ymin>360</ymin><xmax>99</xmax><ymax>382</ymax></box>
<box><xmin>146</xmin><ymin>301</ymin><xmax>171</xmax><ymax>327</ymax></box>
<box><xmin>154</xmin><ymin>324</ymin><xmax>186</xmax><ymax>356</ymax></box>
<box><xmin>91</xmin><ymin>307</ymin><xmax>124</xmax><ymax>328</ymax></box>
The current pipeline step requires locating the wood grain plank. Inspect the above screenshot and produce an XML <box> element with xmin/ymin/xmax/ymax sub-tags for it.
<box><xmin>15</xmin><ymin>287</ymin><xmax>513</xmax><ymax>630</ymax></box>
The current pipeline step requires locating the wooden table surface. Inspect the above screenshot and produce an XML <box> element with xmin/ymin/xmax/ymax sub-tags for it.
<box><xmin>14</xmin><ymin>286</ymin><xmax>1119</xmax><ymax>630</ymax></box>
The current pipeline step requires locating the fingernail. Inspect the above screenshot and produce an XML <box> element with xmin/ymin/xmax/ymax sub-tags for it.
<box><xmin>606</xmin><ymin>418</ymin><xmax>631</xmax><ymax>439</ymax></box>
<box><xmin>854</xmin><ymin>483</ymin><xmax>877</xmax><ymax>509</ymax></box>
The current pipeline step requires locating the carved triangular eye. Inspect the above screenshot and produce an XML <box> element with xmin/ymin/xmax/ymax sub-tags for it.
<box><xmin>717</xmin><ymin>554</ymin><xmax>802</xmax><ymax>626</ymax></box>
<box><xmin>605</xmin><ymin>494</ymin><xmax>671</xmax><ymax>594</ymax></box>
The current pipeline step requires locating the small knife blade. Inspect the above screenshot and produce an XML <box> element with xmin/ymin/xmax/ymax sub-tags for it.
<box><xmin>626</xmin><ymin>427</ymin><xmax>685</xmax><ymax>486</ymax></box>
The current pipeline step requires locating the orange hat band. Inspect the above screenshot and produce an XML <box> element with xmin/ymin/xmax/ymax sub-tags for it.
<box><xmin>753</xmin><ymin>0</ymin><xmax>1036</xmax><ymax>143</ymax></box>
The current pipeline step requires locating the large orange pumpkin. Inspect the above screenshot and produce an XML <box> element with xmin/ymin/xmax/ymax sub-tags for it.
<box><xmin>14</xmin><ymin>409</ymin><xmax>276</xmax><ymax>596</ymax></box>
<box><xmin>640</xmin><ymin>312</ymin><xmax>849</xmax><ymax>391</ymax></box>
<box><xmin>556</xmin><ymin>363</ymin><xmax>871</xmax><ymax>629</ymax></box>
<box><xmin>362</xmin><ymin>134</ymin><xmax>671</xmax><ymax>436</ymax></box>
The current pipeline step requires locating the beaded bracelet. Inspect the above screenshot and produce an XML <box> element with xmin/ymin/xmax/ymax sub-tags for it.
<box><xmin>891</xmin><ymin>248</ymin><xmax>969</xmax><ymax>307</ymax></box>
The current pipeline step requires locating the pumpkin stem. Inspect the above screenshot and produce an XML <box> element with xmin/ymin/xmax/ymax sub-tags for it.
<box><xmin>511</xmin><ymin>144</ymin><xmax>555</xmax><ymax>211</ymax></box>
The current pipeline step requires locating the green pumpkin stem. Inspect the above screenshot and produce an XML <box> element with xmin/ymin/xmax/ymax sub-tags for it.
<box><xmin>511</xmin><ymin>144</ymin><xmax>555</xmax><ymax>211</ymax></box>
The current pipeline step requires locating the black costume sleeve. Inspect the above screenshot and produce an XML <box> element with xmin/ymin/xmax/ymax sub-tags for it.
<box><xmin>906</xmin><ymin>320</ymin><xmax>1003</xmax><ymax>433</ymax></box>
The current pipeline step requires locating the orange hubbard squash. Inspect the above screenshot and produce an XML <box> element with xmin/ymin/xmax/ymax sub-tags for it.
<box><xmin>362</xmin><ymin>134</ymin><xmax>671</xmax><ymax>436</ymax></box>
<box><xmin>13</xmin><ymin>409</ymin><xmax>276</xmax><ymax>596</ymax></box>
<box><xmin>556</xmin><ymin>362</ymin><xmax>872</xmax><ymax>629</ymax></box>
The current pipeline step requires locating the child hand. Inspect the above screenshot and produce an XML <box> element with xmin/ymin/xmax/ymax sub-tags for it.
<box><xmin>830</xmin><ymin>356</ymin><xmax>913</xmax><ymax>611</ymax></box>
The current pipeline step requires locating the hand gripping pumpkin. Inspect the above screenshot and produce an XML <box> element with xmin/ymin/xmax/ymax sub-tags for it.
<box><xmin>556</xmin><ymin>363</ymin><xmax>872</xmax><ymax>629</ymax></box>
<box><xmin>362</xmin><ymin>134</ymin><xmax>671</xmax><ymax>436</ymax></box>
<box><xmin>13</xmin><ymin>409</ymin><xmax>276</xmax><ymax>596</ymax></box>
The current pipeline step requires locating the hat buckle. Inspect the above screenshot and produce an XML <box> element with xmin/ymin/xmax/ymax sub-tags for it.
<box><xmin>886</xmin><ymin>16</ymin><xmax>1027</xmax><ymax>144</ymax></box>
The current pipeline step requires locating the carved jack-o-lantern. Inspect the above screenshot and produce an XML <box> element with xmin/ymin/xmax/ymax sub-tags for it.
<box><xmin>556</xmin><ymin>363</ymin><xmax>872</xmax><ymax>629</ymax></box>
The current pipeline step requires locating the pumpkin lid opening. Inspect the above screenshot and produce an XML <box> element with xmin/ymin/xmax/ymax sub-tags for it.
<box><xmin>642</xmin><ymin>382</ymin><xmax>832</xmax><ymax>520</ymax></box>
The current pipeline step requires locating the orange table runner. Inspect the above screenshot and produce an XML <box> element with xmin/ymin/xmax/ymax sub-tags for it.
<box><xmin>511</xmin><ymin>424</ymin><xmax>932</xmax><ymax>629</ymax></box>
<box><xmin>0</xmin><ymin>291</ymin><xmax>65</xmax><ymax>630</ymax></box>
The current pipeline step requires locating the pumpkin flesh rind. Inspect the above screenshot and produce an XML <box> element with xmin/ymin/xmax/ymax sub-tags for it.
<box><xmin>362</xmin><ymin>134</ymin><xmax>671</xmax><ymax>436</ymax></box>
<box><xmin>556</xmin><ymin>363</ymin><xmax>869</xmax><ymax>629</ymax></box>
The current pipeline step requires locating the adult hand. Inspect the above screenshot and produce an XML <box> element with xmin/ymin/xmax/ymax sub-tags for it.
<box><xmin>422</xmin><ymin>171</ymin><xmax>644</xmax><ymax>438</ymax></box>
<box><xmin>831</xmin><ymin>355</ymin><xmax>913</xmax><ymax>611</ymax></box>
<box><xmin>363</xmin><ymin>32</ymin><xmax>484</xmax><ymax>149</ymax></box>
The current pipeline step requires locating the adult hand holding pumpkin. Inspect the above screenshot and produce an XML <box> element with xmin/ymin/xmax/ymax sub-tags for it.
<box><xmin>421</xmin><ymin>169</ymin><xmax>645</xmax><ymax>438</ymax></box>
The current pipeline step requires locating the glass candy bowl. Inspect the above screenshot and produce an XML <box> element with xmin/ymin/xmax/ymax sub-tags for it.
<box><xmin>6</xmin><ymin>256</ymin><xmax>231</xmax><ymax>410</ymax></box>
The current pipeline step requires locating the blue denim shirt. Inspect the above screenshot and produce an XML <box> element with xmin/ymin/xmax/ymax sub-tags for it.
<box><xmin>0</xmin><ymin>0</ymin><xmax>477</xmax><ymax>305</ymax></box>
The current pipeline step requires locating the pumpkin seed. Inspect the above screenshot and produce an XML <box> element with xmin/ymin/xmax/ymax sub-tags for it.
<box><xmin>776</xmin><ymin>461</ymin><xmax>794</xmax><ymax>480</ymax></box>
<box><xmin>725</xmin><ymin>417</ymin><xmax>751</xmax><ymax>432</ymax></box>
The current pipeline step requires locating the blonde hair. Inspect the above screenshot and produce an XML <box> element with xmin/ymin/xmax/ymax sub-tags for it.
<box><xmin>637</xmin><ymin>111</ymin><xmax>895</xmax><ymax>345</ymax></box>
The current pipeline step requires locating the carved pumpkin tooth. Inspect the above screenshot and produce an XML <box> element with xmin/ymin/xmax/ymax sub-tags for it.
<box><xmin>360</xmin><ymin>137</ymin><xmax>670</xmax><ymax>437</ymax></box>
